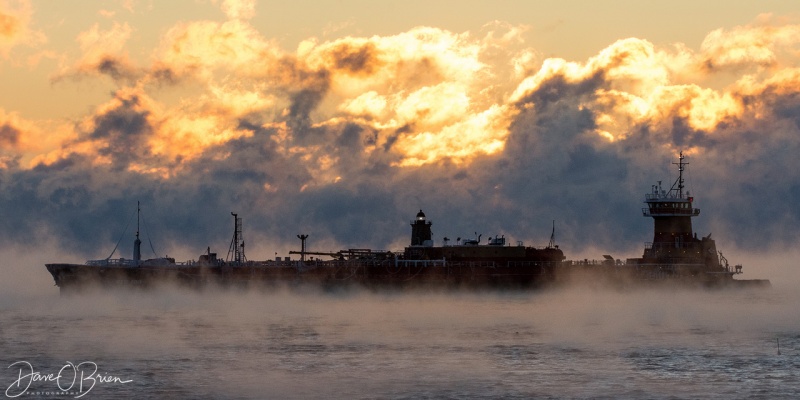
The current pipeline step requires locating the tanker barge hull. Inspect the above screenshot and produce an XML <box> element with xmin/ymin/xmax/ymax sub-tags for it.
<box><xmin>46</xmin><ymin>259</ymin><xmax>560</xmax><ymax>294</ymax></box>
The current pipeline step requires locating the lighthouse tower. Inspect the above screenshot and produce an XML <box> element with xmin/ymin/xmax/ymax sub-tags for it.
<box><xmin>640</xmin><ymin>152</ymin><xmax>722</xmax><ymax>270</ymax></box>
<box><xmin>410</xmin><ymin>210</ymin><xmax>433</xmax><ymax>246</ymax></box>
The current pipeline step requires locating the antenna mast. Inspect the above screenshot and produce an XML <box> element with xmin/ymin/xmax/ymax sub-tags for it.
<box><xmin>133</xmin><ymin>201</ymin><xmax>142</xmax><ymax>264</ymax></box>
<box><xmin>671</xmin><ymin>151</ymin><xmax>688</xmax><ymax>198</ymax></box>
<box><xmin>227</xmin><ymin>212</ymin><xmax>246</xmax><ymax>264</ymax></box>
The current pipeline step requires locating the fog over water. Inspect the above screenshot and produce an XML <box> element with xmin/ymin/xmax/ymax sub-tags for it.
<box><xmin>2</xmin><ymin>3</ymin><xmax>800</xmax><ymax>397</ymax></box>
<box><xmin>0</xmin><ymin>245</ymin><xmax>799</xmax><ymax>399</ymax></box>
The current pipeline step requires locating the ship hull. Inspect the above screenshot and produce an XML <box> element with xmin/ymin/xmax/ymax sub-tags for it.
<box><xmin>46</xmin><ymin>260</ymin><xmax>559</xmax><ymax>293</ymax></box>
<box><xmin>46</xmin><ymin>259</ymin><xmax>767</xmax><ymax>294</ymax></box>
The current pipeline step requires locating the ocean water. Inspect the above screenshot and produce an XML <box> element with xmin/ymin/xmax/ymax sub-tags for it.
<box><xmin>1</xmin><ymin>284</ymin><xmax>799</xmax><ymax>399</ymax></box>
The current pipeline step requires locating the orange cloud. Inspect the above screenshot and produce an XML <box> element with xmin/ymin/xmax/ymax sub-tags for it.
<box><xmin>14</xmin><ymin>11</ymin><xmax>800</xmax><ymax>190</ymax></box>
<box><xmin>116</xmin><ymin>21</ymin><xmax>535</xmax><ymax>176</ymax></box>
<box><xmin>0</xmin><ymin>7</ymin><xmax>20</xmax><ymax>39</ymax></box>
<box><xmin>701</xmin><ymin>14</ymin><xmax>800</xmax><ymax>70</ymax></box>
<box><xmin>0</xmin><ymin>0</ymin><xmax>45</xmax><ymax>58</ymax></box>
<box><xmin>296</xmin><ymin>26</ymin><xmax>520</xmax><ymax>167</ymax></box>
<box><xmin>510</xmin><ymin>16</ymin><xmax>800</xmax><ymax>144</ymax></box>
<box><xmin>0</xmin><ymin>107</ymin><xmax>79</xmax><ymax>169</ymax></box>
<box><xmin>52</xmin><ymin>21</ymin><xmax>138</xmax><ymax>82</ymax></box>
<box><xmin>149</xmin><ymin>19</ymin><xmax>279</xmax><ymax>83</ymax></box>
<box><xmin>393</xmin><ymin>104</ymin><xmax>513</xmax><ymax>166</ymax></box>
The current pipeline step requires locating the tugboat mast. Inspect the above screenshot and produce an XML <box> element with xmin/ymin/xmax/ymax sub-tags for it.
<box><xmin>671</xmin><ymin>152</ymin><xmax>688</xmax><ymax>199</ymax></box>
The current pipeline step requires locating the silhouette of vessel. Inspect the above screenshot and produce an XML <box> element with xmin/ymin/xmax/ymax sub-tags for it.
<box><xmin>560</xmin><ymin>152</ymin><xmax>769</xmax><ymax>288</ymax></box>
<box><xmin>45</xmin><ymin>153</ymin><xmax>769</xmax><ymax>293</ymax></box>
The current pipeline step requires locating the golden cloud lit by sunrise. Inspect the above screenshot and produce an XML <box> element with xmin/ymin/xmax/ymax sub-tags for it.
<box><xmin>510</xmin><ymin>17</ymin><xmax>799</xmax><ymax>143</ymax></box>
<box><xmin>393</xmin><ymin>104</ymin><xmax>513</xmax><ymax>166</ymax></box>
<box><xmin>150</xmin><ymin>19</ymin><xmax>278</xmax><ymax>83</ymax></box>
<box><xmin>0</xmin><ymin>0</ymin><xmax>799</xmax><ymax>187</ymax></box>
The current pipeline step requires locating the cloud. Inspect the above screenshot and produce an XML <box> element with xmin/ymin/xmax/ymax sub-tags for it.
<box><xmin>1</xmin><ymin>10</ymin><xmax>800</xmax><ymax>277</ymax></box>
<box><xmin>0</xmin><ymin>120</ymin><xmax>19</xmax><ymax>146</ymax></box>
<box><xmin>148</xmin><ymin>19</ymin><xmax>279</xmax><ymax>84</ymax></box>
<box><xmin>51</xmin><ymin>22</ymin><xmax>139</xmax><ymax>82</ymax></box>
<box><xmin>0</xmin><ymin>109</ymin><xmax>79</xmax><ymax>169</ymax></box>
<box><xmin>294</xmin><ymin>26</ymin><xmax>521</xmax><ymax>166</ymax></box>
<box><xmin>701</xmin><ymin>14</ymin><xmax>800</xmax><ymax>71</ymax></box>
<box><xmin>218</xmin><ymin>0</ymin><xmax>255</xmax><ymax>21</ymax></box>
<box><xmin>0</xmin><ymin>5</ymin><xmax>21</xmax><ymax>41</ymax></box>
<box><xmin>0</xmin><ymin>0</ymin><xmax>45</xmax><ymax>58</ymax></box>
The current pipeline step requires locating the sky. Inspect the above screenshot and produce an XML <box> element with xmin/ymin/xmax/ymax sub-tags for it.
<box><xmin>1</xmin><ymin>0</ymin><xmax>799</xmax><ymax>272</ymax></box>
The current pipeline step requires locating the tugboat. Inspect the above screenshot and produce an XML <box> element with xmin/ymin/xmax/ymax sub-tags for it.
<box><xmin>633</xmin><ymin>152</ymin><xmax>736</xmax><ymax>281</ymax></box>
<box><xmin>563</xmin><ymin>152</ymin><xmax>769</xmax><ymax>287</ymax></box>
